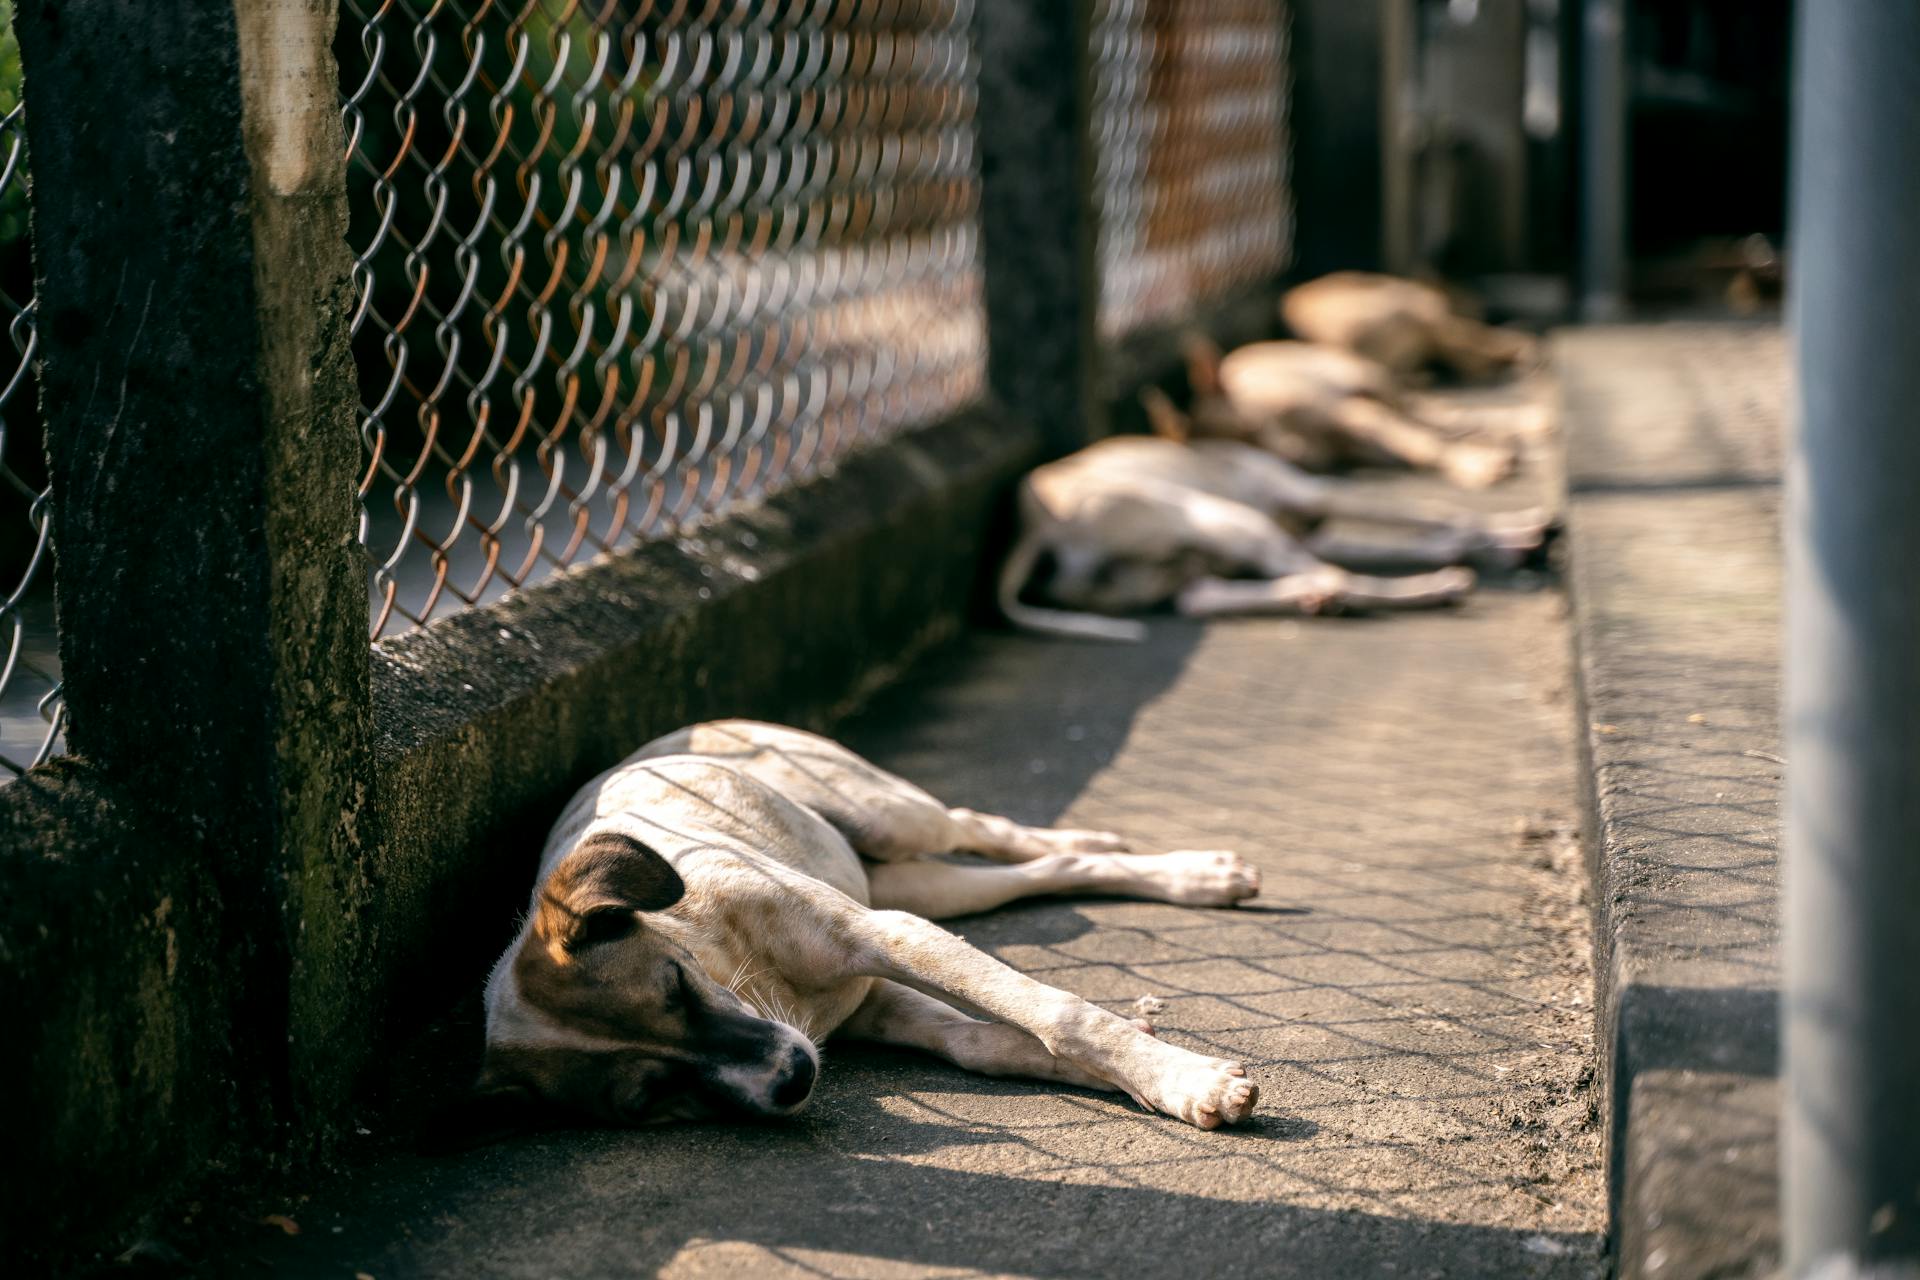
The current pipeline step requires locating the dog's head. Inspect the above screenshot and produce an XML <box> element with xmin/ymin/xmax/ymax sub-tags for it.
<box><xmin>431</xmin><ymin>831</ymin><xmax>819</xmax><ymax>1148</ymax></box>
<box><xmin>1170</xmin><ymin>338</ymin><xmax>1288</xmax><ymax>444</ymax></box>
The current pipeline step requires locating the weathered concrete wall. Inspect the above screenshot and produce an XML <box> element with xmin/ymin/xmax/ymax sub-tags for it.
<box><xmin>0</xmin><ymin>762</ymin><xmax>233</xmax><ymax>1256</ymax></box>
<box><xmin>7</xmin><ymin>0</ymin><xmax>370</xmax><ymax>1259</ymax></box>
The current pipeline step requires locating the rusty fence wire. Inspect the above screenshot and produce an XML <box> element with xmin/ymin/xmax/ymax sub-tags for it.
<box><xmin>1091</xmin><ymin>0</ymin><xmax>1291</xmax><ymax>339</ymax></box>
<box><xmin>0</xmin><ymin>86</ymin><xmax>62</xmax><ymax>781</ymax></box>
<box><xmin>339</xmin><ymin>0</ymin><xmax>989</xmax><ymax>640</ymax></box>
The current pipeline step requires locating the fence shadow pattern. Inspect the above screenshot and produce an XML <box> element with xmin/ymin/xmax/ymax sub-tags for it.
<box><xmin>339</xmin><ymin>0</ymin><xmax>989</xmax><ymax>638</ymax></box>
<box><xmin>1091</xmin><ymin>0</ymin><xmax>1289</xmax><ymax>338</ymax></box>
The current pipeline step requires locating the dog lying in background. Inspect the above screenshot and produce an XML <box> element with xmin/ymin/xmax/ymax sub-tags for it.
<box><xmin>1178</xmin><ymin>335</ymin><xmax>1518</xmax><ymax>490</ymax></box>
<box><xmin>998</xmin><ymin>403</ymin><xmax>1553</xmax><ymax>643</ymax></box>
<box><xmin>461</xmin><ymin>720</ymin><xmax>1262</xmax><ymax>1138</ymax></box>
<box><xmin>1281</xmin><ymin>271</ymin><xmax>1537</xmax><ymax>384</ymax></box>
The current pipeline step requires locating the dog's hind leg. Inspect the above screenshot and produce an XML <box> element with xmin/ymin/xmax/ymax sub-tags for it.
<box><xmin>676</xmin><ymin>723</ymin><xmax>1133</xmax><ymax>864</ymax></box>
<box><xmin>865</xmin><ymin>848</ymin><xmax>1259</xmax><ymax>918</ymax></box>
<box><xmin>1175</xmin><ymin>566</ymin><xmax>1475</xmax><ymax>617</ymax></box>
<box><xmin>843</xmin><ymin>909</ymin><xmax>1258</xmax><ymax>1128</ymax></box>
<box><xmin>838</xmin><ymin>980</ymin><xmax>1145</xmax><ymax>1092</ymax></box>
<box><xmin>1302</xmin><ymin>496</ymin><xmax>1556</xmax><ymax>571</ymax></box>
<box><xmin>846</xmin><ymin>801</ymin><xmax>1134</xmax><ymax>865</ymax></box>
<box><xmin>1327</xmin><ymin>397</ymin><xmax>1516</xmax><ymax>489</ymax></box>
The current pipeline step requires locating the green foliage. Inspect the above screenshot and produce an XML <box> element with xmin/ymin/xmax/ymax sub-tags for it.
<box><xmin>0</xmin><ymin>0</ymin><xmax>26</xmax><ymax>247</ymax></box>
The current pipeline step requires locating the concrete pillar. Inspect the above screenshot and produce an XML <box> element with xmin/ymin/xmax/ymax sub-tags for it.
<box><xmin>972</xmin><ymin>0</ymin><xmax>1106</xmax><ymax>450</ymax></box>
<box><xmin>1292</xmin><ymin>0</ymin><xmax>1390</xmax><ymax>275</ymax></box>
<box><xmin>13</xmin><ymin>0</ymin><xmax>373</xmax><ymax>1138</ymax></box>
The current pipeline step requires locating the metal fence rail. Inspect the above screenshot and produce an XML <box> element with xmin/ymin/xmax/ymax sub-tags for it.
<box><xmin>340</xmin><ymin>0</ymin><xmax>990</xmax><ymax>639</ymax></box>
<box><xmin>0</xmin><ymin>82</ymin><xmax>61</xmax><ymax>780</ymax></box>
<box><xmin>1091</xmin><ymin>0</ymin><xmax>1291</xmax><ymax>338</ymax></box>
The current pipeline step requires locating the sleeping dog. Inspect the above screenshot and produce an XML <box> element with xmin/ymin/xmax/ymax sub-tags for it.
<box><xmin>458</xmin><ymin>721</ymin><xmax>1263</xmax><ymax>1138</ymax></box>
<box><xmin>1175</xmin><ymin>336</ymin><xmax>1519</xmax><ymax>490</ymax></box>
<box><xmin>1280</xmin><ymin>271</ymin><xmax>1537</xmax><ymax>384</ymax></box>
<box><xmin>997</xmin><ymin>395</ymin><xmax>1552</xmax><ymax>643</ymax></box>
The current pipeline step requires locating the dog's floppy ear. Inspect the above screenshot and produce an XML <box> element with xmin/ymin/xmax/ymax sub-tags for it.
<box><xmin>535</xmin><ymin>831</ymin><xmax>685</xmax><ymax>953</ymax></box>
<box><xmin>1183</xmin><ymin>334</ymin><xmax>1224</xmax><ymax>400</ymax></box>
<box><xmin>1140</xmin><ymin>387</ymin><xmax>1191</xmax><ymax>442</ymax></box>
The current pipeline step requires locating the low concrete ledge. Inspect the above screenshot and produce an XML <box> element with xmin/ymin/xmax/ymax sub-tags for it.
<box><xmin>1557</xmin><ymin>325</ymin><xmax>1785</xmax><ymax>1278</ymax></box>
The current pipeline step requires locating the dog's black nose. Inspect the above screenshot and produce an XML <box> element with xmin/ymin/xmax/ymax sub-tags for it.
<box><xmin>770</xmin><ymin>1048</ymin><xmax>816</xmax><ymax>1110</ymax></box>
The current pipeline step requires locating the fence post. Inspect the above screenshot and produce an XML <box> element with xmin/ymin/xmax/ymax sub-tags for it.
<box><xmin>972</xmin><ymin>0</ymin><xmax>1106</xmax><ymax>450</ymax></box>
<box><xmin>13</xmin><ymin>0</ymin><xmax>372</xmax><ymax>1137</ymax></box>
<box><xmin>1288</xmin><ymin>0</ymin><xmax>1388</xmax><ymax>276</ymax></box>
<box><xmin>1577</xmin><ymin>0</ymin><xmax>1626</xmax><ymax>320</ymax></box>
<box><xmin>1784</xmin><ymin>6</ymin><xmax>1920</xmax><ymax>1273</ymax></box>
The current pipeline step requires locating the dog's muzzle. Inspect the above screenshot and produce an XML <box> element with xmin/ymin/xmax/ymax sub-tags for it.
<box><xmin>711</xmin><ymin>1022</ymin><xmax>820</xmax><ymax>1117</ymax></box>
<box><xmin>768</xmin><ymin>1043</ymin><xmax>817</xmax><ymax>1111</ymax></box>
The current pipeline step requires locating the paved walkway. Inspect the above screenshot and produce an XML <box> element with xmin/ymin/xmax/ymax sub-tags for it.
<box><xmin>207</xmin><ymin>399</ymin><xmax>1605</xmax><ymax>1279</ymax></box>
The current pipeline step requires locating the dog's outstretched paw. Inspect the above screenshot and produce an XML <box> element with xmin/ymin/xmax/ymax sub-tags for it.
<box><xmin>1441</xmin><ymin>440</ymin><xmax>1517</xmax><ymax>490</ymax></box>
<box><xmin>1155</xmin><ymin>1059</ymin><xmax>1260</xmax><ymax>1130</ymax></box>
<box><xmin>1132</xmin><ymin>994</ymin><xmax>1167</xmax><ymax>1019</ymax></box>
<box><xmin>1143</xmin><ymin>850</ymin><xmax>1261</xmax><ymax>906</ymax></box>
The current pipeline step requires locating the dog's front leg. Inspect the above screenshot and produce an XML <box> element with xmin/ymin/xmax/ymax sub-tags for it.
<box><xmin>841</xmin><ymin>908</ymin><xmax>1258</xmax><ymax>1129</ymax></box>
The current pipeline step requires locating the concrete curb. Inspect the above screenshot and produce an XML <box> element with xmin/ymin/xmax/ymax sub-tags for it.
<box><xmin>1556</xmin><ymin>326</ymin><xmax>1785</xmax><ymax>1278</ymax></box>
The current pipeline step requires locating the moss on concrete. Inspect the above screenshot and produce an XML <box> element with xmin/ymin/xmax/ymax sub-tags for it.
<box><xmin>0</xmin><ymin>761</ymin><xmax>233</xmax><ymax>1260</ymax></box>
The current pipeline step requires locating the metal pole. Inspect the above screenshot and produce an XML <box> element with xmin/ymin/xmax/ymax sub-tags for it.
<box><xmin>1379</xmin><ymin>0</ymin><xmax>1415</xmax><ymax>276</ymax></box>
<box><xmin>1785</xmin><ymin>6</ymin><xmax>1920</xmax><ymax>1273</ymax></box>
<box><xmin>1577</xmin><ymin>0</ymin><xmax>1625</xmax><ymax>320</ymax></box>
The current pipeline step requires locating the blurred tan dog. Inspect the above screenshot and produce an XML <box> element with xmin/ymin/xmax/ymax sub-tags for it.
<box><xmin>1177</xmin><ymin>336</ymin><xmax>1517</xmax><ymax>490</ymax></box>
<box><xmin>1280</xmin><ymin>271</ymin><xmax>1537</xmax><ymax>383</ymax></box>
<box><xmin>464</xmin><ymin>721</ymin><xmax>1261</xmax><ymax>1138</ymax></box>
<box><xmin>998</xmin><ymin>417</ymin><xmax>1552</xmax><ymax>643</ymax></box>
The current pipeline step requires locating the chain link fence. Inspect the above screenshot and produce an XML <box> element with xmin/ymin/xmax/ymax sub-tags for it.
<box><xmin>339</xmin><ymin>0</ymin><xmax>990</xmax><ymax>639</ymax></box>
<box><xmin>1091</xmin><ymin>0</ymin><xmax>1291</xmax><ymax>339</ymax></box>
<box><xmin>0</xmin><ymin>0</ymin><xmax>62</xmax><ymax>780</ymax></box>
<box><xmin>0</xmin><ymin>0</ymin><xmax>1298</xmax><ymax>775</ymax></box>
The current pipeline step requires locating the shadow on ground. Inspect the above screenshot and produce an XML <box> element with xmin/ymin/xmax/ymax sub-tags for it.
<box><xmin>184</xmin><ymin>590</ymin><xmax>1605</xmax><ymax>1280</ymax></box>
<box><xmin>218</xmin><ymin>1102</ymin><xmax>1593</xmax><ymax>1278</ymax></box>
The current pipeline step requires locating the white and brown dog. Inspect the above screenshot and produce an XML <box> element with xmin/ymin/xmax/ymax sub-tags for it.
<box><xmin>1177</xmin><ymin>335</ymin><xmax>1520</xmax><ymax>490</ymax></box>
<box><xmin>997</xmin><ymin>395</ymin><xmax>1552</xmax><ymax>643</ymax></box>
<box><xmin>460</xmin><ymin>721</ymin><xmax>1263</xmax><ymax>1139</ymax></box>
<box><xmin>1280</xmin><ymin>271</ymin><xmax>1537</xmax><ymax>383</ymax></box>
